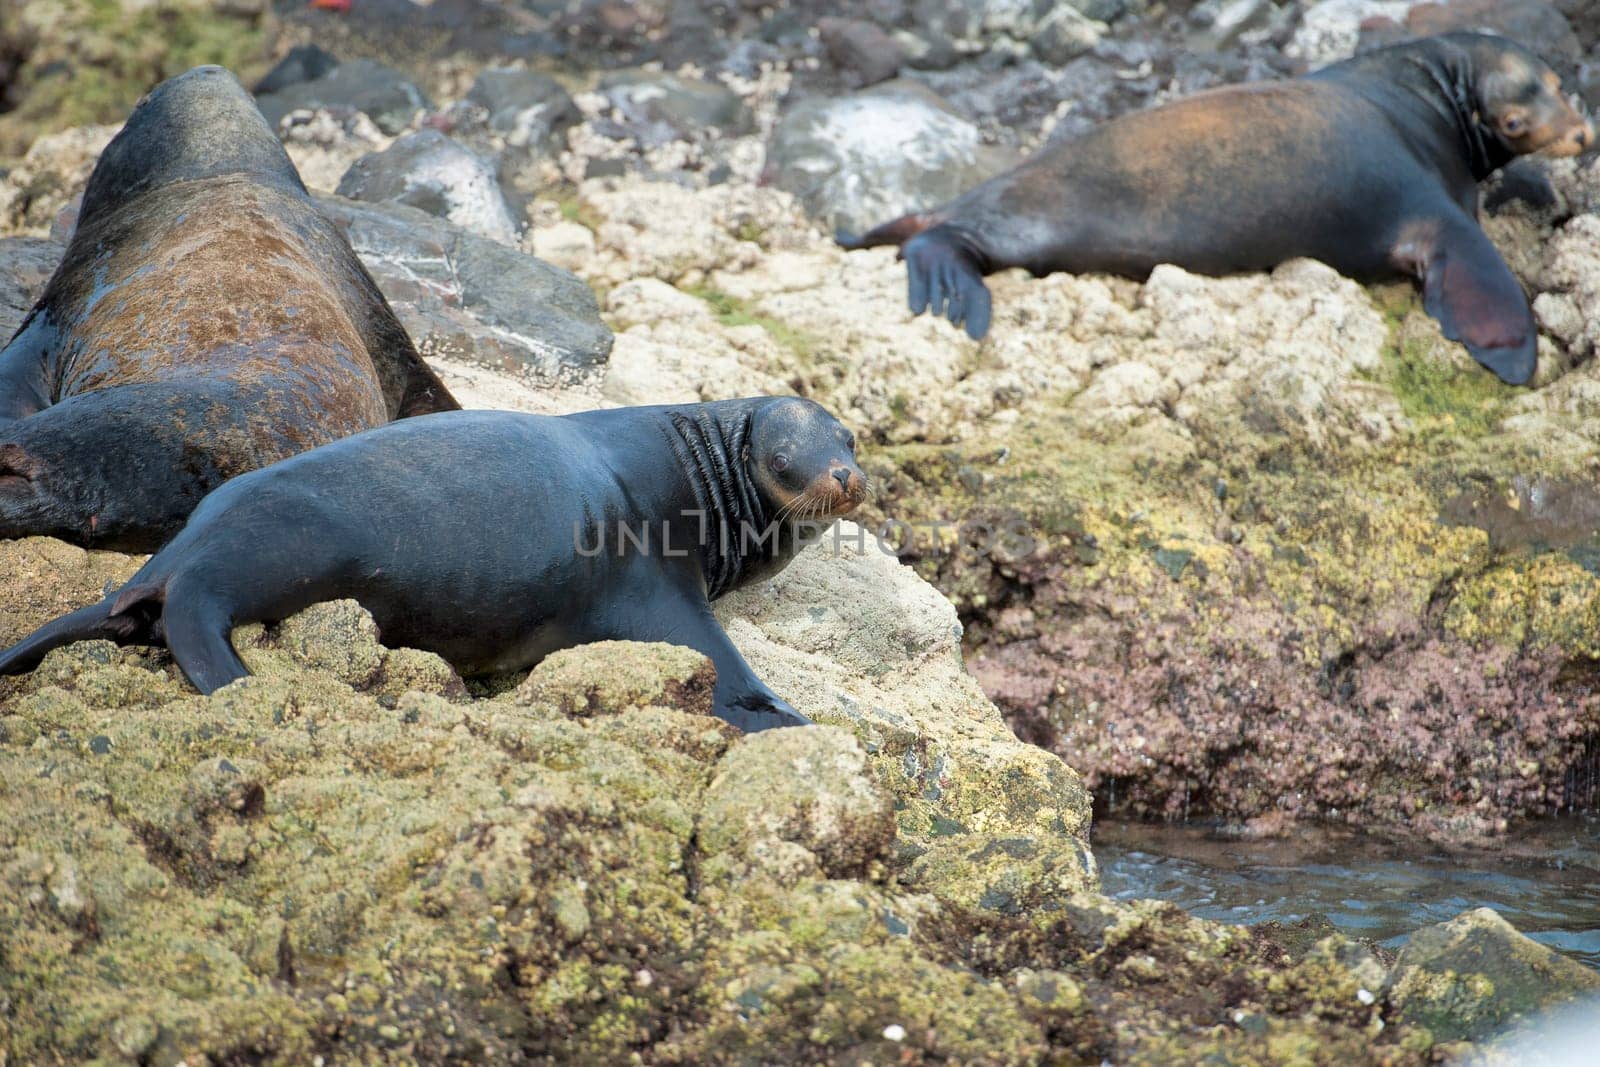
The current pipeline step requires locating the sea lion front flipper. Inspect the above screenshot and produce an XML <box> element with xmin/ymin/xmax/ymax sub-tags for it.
<box><xmin>903</xmin><ymin>225</ymin><xmax>993</xmax><ymax>340</ymax></box>
<box><xmin>1394</xmin><ymin>214</ymin><xmax>1538</xmax><ymax>385</ymax></box>
<box><xmin>604</xmin><ymin>578</ymin><xmax>811</xmax><ymax>732</ymax></box>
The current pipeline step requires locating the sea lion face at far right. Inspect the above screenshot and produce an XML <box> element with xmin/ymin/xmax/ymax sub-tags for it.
<box><xmin>747</xmin><ymin>398</ymin><xmax>868</xmax><ymax>522</ymax></box>
<box><xmin>1468</xmin><ymin>37</ymin><xmax>1594</xmax><ymax>158</ymax></box>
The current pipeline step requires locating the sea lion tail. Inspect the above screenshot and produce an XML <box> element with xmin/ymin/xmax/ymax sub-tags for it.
<box><xmin>0</xmin><ymin>583</ymin><xmax>163</xmax><ymax>678</ymax></box>
<box><xmin>836</xmin><ymin>213</ymin><xmax>935</xmax><ymax>250</ymax></box>
<box><xmin>902</xmin><ymin>225</ymin><xmax>993</xmax><ymax>340</ymax></box>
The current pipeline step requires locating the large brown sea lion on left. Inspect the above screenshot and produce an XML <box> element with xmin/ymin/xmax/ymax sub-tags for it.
<box><xmin>842</xmin><ymin>33</ymin><xmax>1594</xmax><ymax>385</ymax></box>
<box><xmin>0</xmin><ymin>65</ymin><xmax>458</xmax><ymax>552</ymax></box>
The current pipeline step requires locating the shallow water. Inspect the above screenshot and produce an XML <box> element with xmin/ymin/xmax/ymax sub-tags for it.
<box><xmin>1094</xmin><ymin>814</ymin><xmax>1600</xmax><ymax>968</ymax></box>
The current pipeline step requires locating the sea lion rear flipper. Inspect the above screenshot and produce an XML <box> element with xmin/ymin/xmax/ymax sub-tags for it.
<box><xmin>837</xmin><ymin>212</ymin><xmax>934</xmax><ymax>251</ymax></box>
<box><xmin>0</xmin><ymin>591</ymin><xmax>159</xmax><ymax>678</ymax></box>
<box><xmin>1395</xmin><ymin>215</ymin><xmax>1538</xmax><ymax>385</ymax></box>
<box><xmin>903</xmin><ymin>225</ymin><xmax>993</xmax><ymax>340</ymax></box>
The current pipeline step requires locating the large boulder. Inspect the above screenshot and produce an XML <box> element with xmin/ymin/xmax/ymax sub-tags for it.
<box><xmin>764</xmin><ymin>80</ymin><xmax>1017</xmax><ymax>237</ymax></box>
<box><xmin>336</xmin><ymin>129</ymin><xmax>523</xmax><ymax>245</ymax></box>
<box><xmin>317</xmin><ymin>195</ymin><xmax>612</xmax><ymax>389</ymax></box>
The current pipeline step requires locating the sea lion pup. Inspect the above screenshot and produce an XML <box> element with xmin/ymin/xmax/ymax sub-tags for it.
<box><xmin>840</xmin><ymin>33</ymin><xmax>1594</xmax><ymax>385</ymax></box>
<box><xmin>0</xmin><ymin>65</ymin><xmax>458</xmax><ymax>552</ymax></box>
<box><xmin>0</xmin><ymin>397</ymin><xmax>869</xmax><ymax>732</ymax></box>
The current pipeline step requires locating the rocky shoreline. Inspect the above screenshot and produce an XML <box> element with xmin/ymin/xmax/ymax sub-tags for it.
<box><xmin>5</xmin><ymin>0</ymin><xmax>1600</xmax><ymax>1059</ymax></box>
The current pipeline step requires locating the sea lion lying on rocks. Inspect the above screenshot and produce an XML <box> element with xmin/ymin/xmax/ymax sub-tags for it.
<box><xmin>0</xmin><ymin>397</ymin><xmax>869</xmax><ymax>732</ymax></box>
<box><xmin>842</xmin><ymin>33</ymin><xmax>1594</xmax><ymax>385</ymax></box>
<box><xmin>0</xmin><ymin>65</ymin><xmax>457</xmax><ymax>553</ymax></box>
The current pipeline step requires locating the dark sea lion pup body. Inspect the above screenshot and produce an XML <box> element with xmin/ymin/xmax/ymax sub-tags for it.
<box><xmin>842</xmin><ymin>33</ymin><xmax>1594</xmax><ymax>385</ymax></box>
<box><xmin>0</xmin><ymin>397</ymin><xmax>869</xmax><ymax>732</ymax></box>
<box><xmin>0</xmin><ymin>65</ymin><xmax>457</xmax><ymax>552</ymax></box>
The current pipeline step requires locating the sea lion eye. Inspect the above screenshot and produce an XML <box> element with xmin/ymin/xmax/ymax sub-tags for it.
<box><xmin>1502</xmin><ymin>114</ymin><xmax>1528</xmax><ymax>137</ymax></box>
<box><xmin>846</xmin><ymin>433</ymin><xmax>857</xmax><ymax>452</ymax></box>
<box><xmin>771</xmin><ymin>453</ymin><xmax>790</xmax><ymax>473</ymax></box>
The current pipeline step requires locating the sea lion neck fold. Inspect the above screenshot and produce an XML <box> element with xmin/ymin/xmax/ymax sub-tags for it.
<box><xmin>657</xmin><ymin>398</ymin><xmax>775</xmax><ymax>599</ymax></box>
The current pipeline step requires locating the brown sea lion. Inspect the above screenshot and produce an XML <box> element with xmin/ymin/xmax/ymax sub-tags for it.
<box><xmin>840</xmin><ymin>33</ymin><xmax>1594</xmax><ymax>385</ymax></box>
<box><xmin>0</xmin><ymin>397</ymin><xmax>869</xmax><ymax>732</ymax></box>
<box><xmin>0</xmin><ymin>65</ymin><xmax>458</xmax><ymax>552</ymax></box>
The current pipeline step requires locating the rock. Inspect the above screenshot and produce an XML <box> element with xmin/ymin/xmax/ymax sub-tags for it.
<box><xmin>0</xmin><ymin>123</ymin><xmax>115</xmax><ymax>236</ymax></box>
<box><xmin>818</xmin><ymin>16</ymin><xmax>905</xmax><ymax>87</ymax></box>
<box><xmin>596</xmin><ymin>71</ymin><xmax>753</xmax><ymax>147</ymax></box>
<box><xmin>1405</xmin><ymin>0</ymin><xmax>1583</xmax><ymax>76</ymax></box>
<box><xmin>529</xmin><ymin>218</ymin><xmax>597</xmax><ymax>272</ymax></box>
<box><xmin>316</xmin><ymin>195</ymin><xmax>612</xmax><ymax>388</ymax></box>
<box><xmin>0</xmin><ymin>235</ymin><xmax>60</xmax><ymax>339</ymax></box>
<box><xmin>765</xmin><ymin>80</ymin><xmax>1018</xmax><ymax>237</ymax></box>
<box><xmin>1386</xmin><ymin>908</ymin><xmax>1600</xmax><ymax>1042</ymax></box>
<box><xmin>699</xmin><ymin>727</ymin><xmax>897</xmax><ymax>881</ymax></box>
<box><xmin>465</xmin><ymin>67</ymin><xmax>580</xmax><ymax>153</ymax></box>
<box><xmin>253</xmin><ymin>44</ymin><xmax>340</xmax><ymax>96</ymax></box>
<box><xmin>256</xmin><ymin>59</ymin><xmax>431</xmax><ymax>136</ymax></box>
<box><xmin>1289</xmin><ymin>0</ymin><xmax>1413</xmax><ymax>64</ymax></box>
<box><xmin>336</xmin><ymin>129</ymin><xmax>522</xmax><ymax>244</ymax></box>
<box><xmin>1072</xmin><ymin>0</ymin><xmax>1129</xmax><ymax>21</ymax></box>
<box><xmin>1032</xmin><ymin>5</ymin><xmax>1108</xmax><ymax>64</ymax></box>
<box><xmin>514</xmin><ymin>642</ymin><xmax>718</xmax><ymax>720</ymax></box>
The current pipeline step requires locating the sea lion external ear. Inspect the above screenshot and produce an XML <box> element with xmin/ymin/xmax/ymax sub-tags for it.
<box><xmin>1392</xmin><ymin>214</ymin><xmax>1537</xmax><ymax>386</ymax></box>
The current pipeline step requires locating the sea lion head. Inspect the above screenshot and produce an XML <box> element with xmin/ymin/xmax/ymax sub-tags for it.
<box><xmin>77</xmin><ymin>66</ymin><xmax>302</xmax><ymax>232</ymax></box>
<box><xmin>747</xmin><ymin>397</ymin><xmax>868</xmax><ymax>523</ymax></box>
<box><xmin>1460</xmin><ymin>35</ymin><xmax>1594</xmax><ymax>158</ymax></box>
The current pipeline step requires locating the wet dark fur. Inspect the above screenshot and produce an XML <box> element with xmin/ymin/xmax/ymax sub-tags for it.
<box><xmin>0</xmin><ymin>66</ymin><xmax>457</xmax><ymax>551</ymax></box>
<box><xmin>843</xmin><ymin>34</ymin><xmax>1595</xmax><ymax>384</ymax></box>
<box><xmin>0</xmin><ymin>398</ymin><xmax>868</xmax><ymax>733</ymax></box>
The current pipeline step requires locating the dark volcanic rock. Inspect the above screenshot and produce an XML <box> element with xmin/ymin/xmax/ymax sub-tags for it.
<box><xmin>818</xmin><ymin>17</ymin><xmax>905</xmax><ymax>88</ymax></box>
<box><xmin>253</xmin><ymin>44</ymin><xmax>340</xmax><ymax>96</ymax></box>
<box><xmin>336</xmin><ymin>129</ymin><xmax>522</xmax><ymax>244</ymax></box>
<box><xmin>596</xmin><ymin>71</ymin><xmax>753</xmax><ymax>146</ymax></box>
<box><xmin>465</xmin><ymin>67</ymin><xmax>579</xmax><ymax>152</ymax></box>
<box><xmin>317</xmin><ymin>196</ymin><xmax>612</xmax><ymax>387</ymax></box>
<box><xmin>256</xmin><ymin>59</ymin><xmax>431</xmax><ymax>136</ymax></box>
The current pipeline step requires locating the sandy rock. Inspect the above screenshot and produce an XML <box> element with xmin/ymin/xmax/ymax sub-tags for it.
<box><xmin>0</xmin><ymin>123</ymin><xmax>115</xmax><ymax>236</ymax></box>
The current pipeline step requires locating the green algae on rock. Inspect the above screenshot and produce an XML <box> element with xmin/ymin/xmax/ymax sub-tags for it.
<box><xmin>8</xmin><ymin>528</ymin><xmax>1566</xmax><ymax>1064</ymax></box>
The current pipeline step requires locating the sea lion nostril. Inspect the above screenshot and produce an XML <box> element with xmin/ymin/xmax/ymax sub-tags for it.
<box><xmin>832</xmin><ymin>468</ymin><xmax>850</xmax><ymax>490</ymax></box>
